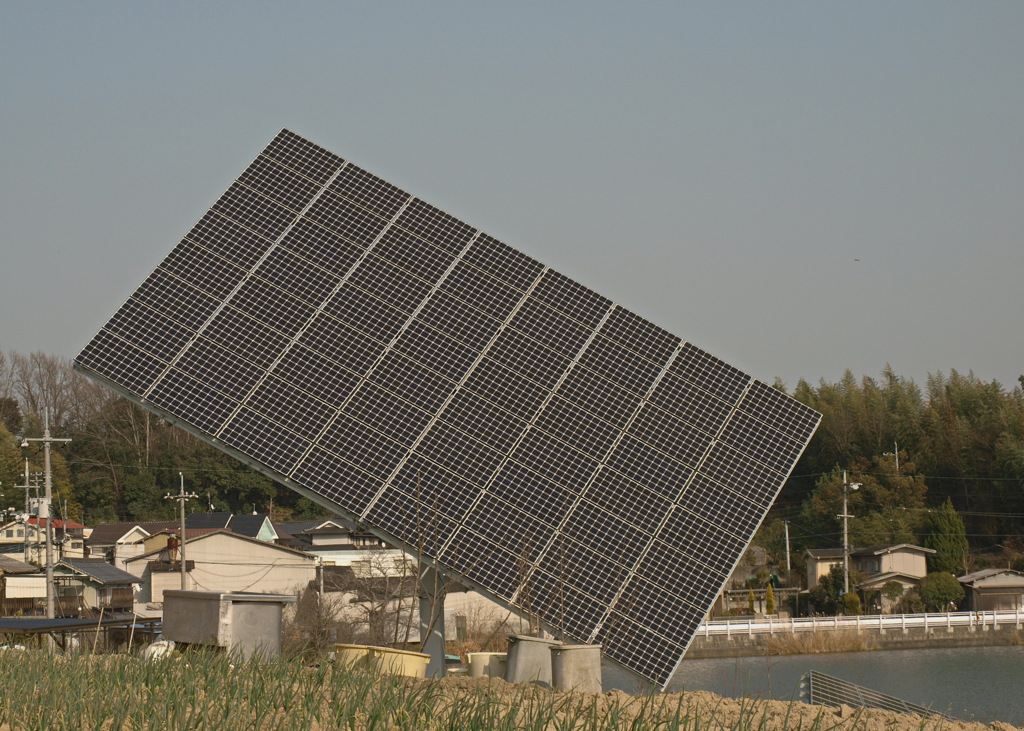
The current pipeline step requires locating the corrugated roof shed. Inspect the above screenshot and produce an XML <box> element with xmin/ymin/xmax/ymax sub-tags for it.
<box><xmin>58</xmin><ymin>558</ymin><xmax>141</xmax><ymax>585</ymax></box>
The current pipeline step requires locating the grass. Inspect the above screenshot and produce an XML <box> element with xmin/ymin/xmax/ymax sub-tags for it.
<box><xmin>0</xmin><ymin>648</ymin><xmax>949</xmax><ymax>730</ymax></box>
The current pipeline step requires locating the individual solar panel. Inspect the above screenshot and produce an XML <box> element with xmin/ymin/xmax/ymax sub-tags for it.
<box><xmin>75</xmin><ymin>128</ymin><xmax>821</xmax><ymax>689</ymax></box>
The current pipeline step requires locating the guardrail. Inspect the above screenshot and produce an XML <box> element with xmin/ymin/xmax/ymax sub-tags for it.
<box><xmin>697</xmin><ymin>609</ymin><xmax>1024</xmax><ymax>637</ymax></box>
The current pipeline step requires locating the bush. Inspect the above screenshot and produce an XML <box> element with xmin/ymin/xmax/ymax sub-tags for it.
<box><xmin>842</xmin><ymin>592</ymin><xmax>862</xmax><ymax>616</ymax></box>
<box><xmin>918</xmin><ymin>572</ymin><xmax>965</xmax><ymax>612</ymax></box>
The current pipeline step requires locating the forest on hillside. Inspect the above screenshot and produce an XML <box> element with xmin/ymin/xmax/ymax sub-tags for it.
<box><xmin>1</xmin><ymin>350</ymin><xmax>1022</xmax><ymax>569</ymax></box>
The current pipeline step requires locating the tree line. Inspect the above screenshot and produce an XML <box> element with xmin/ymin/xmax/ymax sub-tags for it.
<box><xmin>1</xmin><ymin>349</ymin><xmax>1022</xmax><ymax>570</ymax></box>
<box><xmin>764</xmin><ymin>366</ymin><xmax>1024</xmax><ymax>574</ymax></box>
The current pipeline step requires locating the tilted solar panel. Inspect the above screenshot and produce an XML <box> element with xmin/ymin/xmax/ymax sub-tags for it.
<box><xmin>76</xmin><ymin>129</ymin><xmax>821</xmax><ymax>687</ymax></box>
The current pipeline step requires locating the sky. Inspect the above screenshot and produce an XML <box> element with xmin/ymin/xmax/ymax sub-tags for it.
<box><xmin>2</xmin><ymin>2</ymin><xmax>1022</xmax><ymax>391</ymax></box>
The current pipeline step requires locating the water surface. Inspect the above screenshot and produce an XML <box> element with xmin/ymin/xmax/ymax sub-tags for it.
<box><xmin>664</xmin><ymin>645</ymin><xmax>1024</xmax><ymax>725</ymax></box>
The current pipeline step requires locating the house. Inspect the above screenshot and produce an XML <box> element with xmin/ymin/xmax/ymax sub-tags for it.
<box><xmin>0</xmin><ymin>555</ymin><xmax>43</xmax><ymax>616</ymax></box>
<box><xmin>52</xmin><ymin>558</ymin><xmax>140</xmax><ymax>616</ymax></box>
<box><xmin>0</xmin><ymin>517</ymin><xmax>89</xmax><ymax>563</ymax></box>
<box><xmin>806</xmin><ymin>544</ymin><xmax>935</xmax><ymax>611</ymax></box>
<box><xmin>124</xmin><ymin>529</ymin><xmax>316</xmax><ymax>605</ymax></box>
<box><xmin>275</xmin><ymin>518</ymin><xmax>406</xmax><ymax>573</ymax></box>
<box><xmin>958</xmin><ymin>568</ymin><xmax>1024</xmax><ymax>612</ymax></box>
<box><xmin>87</xmin><ymin>521</ymin><xmax>178</xmax><ymax>570</ymax></box>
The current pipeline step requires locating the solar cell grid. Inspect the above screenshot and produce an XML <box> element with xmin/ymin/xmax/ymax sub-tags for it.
<box><xmin>489</xmin><ymin>461</ymin><xmax>573</xmax><ymax>528</ymax></box>
<box><xmin>244</xmin><ymin>374</ymin><xmax>336</xmax><ymax>441</ymax></box>
<box><xmin>322</xmin><ymin>284</ymin><xmax>408</xmax><ymax>342</ymax></box>
<box><xmin>416</xmin><ymin>420</ymin><xmax>505</xmax><ymax>487</ymax></box>
<box><xmin>439</xmin><ymin>260</ymin><xmax>524</xmax><ymax>321</ymax></box>
<box><xmin>278</xmin><ymin>217</ymin><xmax>364</xmax><ymax>276</ymax></box>
<box><xmin>294</xmin><ymin>312</ymin><xmax>386</xmax><ymax>377</ymax></box>
<box><xmin>605</xmin><ymin>435</ymin><xmax>693</xmax><ymax>499</ymax></box>
<box><xmin>395</xmin><ymin>198</ymin><xmax>476</xmax><ymax>255</ymax></box>
<box><xmin>252</xmin><ymin>247</ymin><xmax>340</xmax><ymax>306</ymax></box>
<box><xmin>392</xmin><ymin>321</ymin><xmax>478</xmax><ymax>382</ymax></box>
<box><xmin>237</xmin><ymin>155</ymin><xmax>322</xmax><ymax>213</ymax></box>
<box><xmin>531</xmin><ymin>269</ymin><xmax>611</xmax><ymax>329</ymax></box>
<box><xmin>487</xmin><ymin>329</ymin><xmax>570</xmax><ymax>389</ymax></box>
<box><xmin>219</xmin><ymin>408</ymin><xmax>309</xmax><ymax>475</ymax></box>
<box><xmin>415</xmin><ymin>291</ymin><xmax>502</xmax><ymax>351</ymax></box>
<box><xmin>462</xmin><ymin>233</ymin><xmax>544</xmax><ymax>292</ymax></box>
<box><xmin>369</xmin><ymin>350</ymin><xmax>453</xmax><ymax>413</ymax></box>
<box><xmin>372</xmin><ymin>227</ymin><xmax>455</xmax><ymax>284</ymax></box>
<box><xmin>77</xmin><ymin>330</ymin><xmax>165</xmax><ymax>395</ymax></box>
<box><xmin>173</xmin><ymin>338</ymin><xmax>265</xmax><ymax>401</ymax></box>
<box><xmin>319</xmin><ymin>415</ymin><xmax>407</xmax><ymax>480</ymax></box>
<box><xmin>75</xmin><ymin>129</ymin><xmax>821</xmax><ymax>689</ymax></box>
<box><xmin>202</xmin><ymin>307</ymin><xmax>290</xmax><ymax>369</ymax></box>
<box><xmin>526</xmin><ymin>570</ymin><xmax>610</xmax><ymax>639</ymax></box>
<box><xmin>556</xmin><ymin>366</ymin><xmax>641</xmax><ymax>428</ymax></box>
<box><xmin>670</xmin><ymin>342</ymin><xmax>749</xmax><ymax>403</ymax></box>
<box><xmin>440</xmin><ymin>389</ymin><xmax>528</xmax><ymax>455</ymax></box>
<box><xmin>325</xmin><ymin>163</ymin><xmax>407</xmax><ymax>219</ymax></box>
<box><xmin>627</xmin><ymin>403</ymin><xmax>715</xmax><ymax>470</ymax></box>
<box><xmin>184</xmin><ymin>211</ymin><xmax>273</xmax><ymax>270</ymax></box>
<box><xmin>105</xmin><ymin>298</ymin><xmax>193</xmax><ymax>362</ymax></box>
<box><xmin>148</xmin><ymin>370</ymin><xmax>237</xmax><ymax>435</ymax></box>
<box><xmin>291</xmin><ymin>447</ymin><xmax>381</xmax><ymax>515</ymax></box>
<box><xmin>161</xmin><ymin>238</ymin><xmax>248</xmax><ymax>300</ymax></box>
<box><xmin>719</xmin><ymin>410</ymin><xmax>806</xmax><ymax>474</ymax></box>
<box><xmin>347</xmin><ymin>254</ymin><xmax>435</xmax><ymax>313</ymax></box>
<box><xmin>562</xmin><ymin>500</ymin><xmax>650</xmax><ymax>569</ymax></box>
<box><xmin>742</xmin><ymin>379</ymin><xmax>821</xmax><ymax>436</ymax></box>
<box><xmin>390</xmin><ymin>454</ymin><xmax>480</xmax><ymax>523</ymax></box>
<box><xmin>511</xmin><ymin>429</ymin><xmax>599</xmax><ymax>489</ymax></box>
<box><xmin>229</xmin><ymin>277</ymin><xmax>315</xmax><ymax>337</ymax></box>
<box><xmin>647</xmin><ymin>371</ymin><xmax>734</xmax><ymax>436</ymax></box>
<box><xmin>343</xmin><ymin>382</ymin><xmax>433</xmax><ymax>447</ymax></box>
<box><xmin>463</xmin><ymin>358</ymin><xmax>549</xmax><ymax>420</ymax></box>
<box><xmin>305</xmin><ymin>192</ymin><xmax>392</xmax><ymax>247</ymax></box>
<box><xmin>262</xmin><ymin>129</ymin><xmax>345</xmax><ymax>185</ymax></box>
<box><xmin>508</xmin><ymin>297</ymin><xmax>592</xmax><ymax>357</ymax></box>
<box><xmin>212</xmin><ymin>182</ymin><xmax>296</xmax><ymax>240</ymax></box>
<box><xmin>131</xmin><ymin>268</ymin><xmax>219</xmax><ymax>332</ymax></box>
<box><xmin>534</xmin><ymin>397</ymin><xmax>620</xmax><ymax>458</ymax></box>
<box><xmin>585</xmin><ymin>468</ymin><xmax>672</xmax><ymax>535</ymax></box>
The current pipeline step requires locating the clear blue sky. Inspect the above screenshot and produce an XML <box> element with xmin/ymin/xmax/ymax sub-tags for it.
<box><xmin>2</xmin><ymin>2</ymin><xmax>1022</xmax><ymax>390</ymax></box>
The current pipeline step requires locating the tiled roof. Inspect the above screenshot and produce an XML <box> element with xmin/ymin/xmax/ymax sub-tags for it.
<box><xmin>0</xmin><ymin>555</ymin><xmax>37</xmax><ymax>574</ymax></box>
<box><xmin>88</xmin><ymin>521</ymin><xmax>178</xmax><ymax>545</ymax></box>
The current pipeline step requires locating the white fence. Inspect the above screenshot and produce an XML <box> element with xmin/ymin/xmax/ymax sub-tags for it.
<box><xmin>697</xmin><ymin>609</ymin><xmax>1024</xmax><ymax>637</ymax></box>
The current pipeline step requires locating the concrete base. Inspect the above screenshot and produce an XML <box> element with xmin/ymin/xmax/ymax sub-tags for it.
<box><xmin>505</xmin><ymin>635</ymin><xmax>560</xmax><ymax>687</ymax></box>
<box><xmin>550</xmin><ymin>644</ymin><xmax>602</xmax><ymax>694</ymax></box>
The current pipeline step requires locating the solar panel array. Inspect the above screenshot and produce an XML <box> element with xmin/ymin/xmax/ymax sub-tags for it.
<box><xmin>75</xmin><ymin>129</ymin><xmax>821</xmax><ymax>687</ymax></box>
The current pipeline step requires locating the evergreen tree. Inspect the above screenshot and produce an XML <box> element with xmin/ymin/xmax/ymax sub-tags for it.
<box><xmin>924</xmin><ymin>498</ymin><xmax>970</xmax><ymax>575</ymax></box>
<box><xmin>765</xmin><ymin>583</ymin><xmax>775</xmax><ymax>615</ymax></box>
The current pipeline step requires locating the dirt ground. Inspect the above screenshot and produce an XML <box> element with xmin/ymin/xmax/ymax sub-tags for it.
<box><xmin>441</xmin><ymin>676</ymin><xmax>1021</xmax><ymax>730</ymax></box>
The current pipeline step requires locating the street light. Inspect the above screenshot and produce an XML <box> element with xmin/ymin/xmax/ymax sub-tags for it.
<box><xmin>841</xmin><ymin>470</ymin><xmax>861</xmax><ymax>598</ymax></box>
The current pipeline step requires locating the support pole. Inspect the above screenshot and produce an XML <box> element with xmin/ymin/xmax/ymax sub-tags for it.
<box><xmin>418</xmin><ymin>565</ymin><xmax>446</xmax><ymax>678</ymax></box>
<box><xmin>164</xmin><ymin>474</ymin><xmax>197</xmax><ymax>591</ymax></box>
<box><xmin>22</xmin><ymin>412</ymin><xmax>71</xmax><ymax>624</ymax></box>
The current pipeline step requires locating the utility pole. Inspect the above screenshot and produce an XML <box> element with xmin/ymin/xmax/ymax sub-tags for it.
<box><xmin>22</xmin><ymin>412</ymin><xmax>72</xmax><ymax>622</ymax></box>
<box><xmin>165</xmin><ymin>473</ymin><xmax>198</xmax><ymax>590</ymax></box>
<box><xmin>783</xmin><ymin>520</ymin><xmax>792</xmax><ymax>587</ymax></box>
<box><xmin>840</xmin><ymin>470</ymin><xmax>861</xmax><ymax>598</ymax></box>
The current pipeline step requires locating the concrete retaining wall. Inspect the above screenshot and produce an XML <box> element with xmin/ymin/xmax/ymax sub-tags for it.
<box><xmin>685</xmin><ymin>622</ymin><xmax>1024</xmax><ymax>659</ymax></box>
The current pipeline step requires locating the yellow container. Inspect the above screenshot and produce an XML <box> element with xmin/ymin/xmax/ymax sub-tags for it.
<box><xmin>369</xmin><ymin>646</ymin><xmax>430</xmax><ymax>678</ymax></box>
<box><xmin>466</xmin><ymin>651</ymin><xmax>507</xmax><ymax>678</ymax></box>
<box><xmin>333</xmin><ymin>644</ymin><xmax>372</xmax><ymax>670</ymax></box>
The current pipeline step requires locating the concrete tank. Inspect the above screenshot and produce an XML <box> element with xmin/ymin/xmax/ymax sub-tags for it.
<box><xmin>163</xmin><ymin>590</ymin><xmax>296</xmax><ymax>660</ymax></box>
